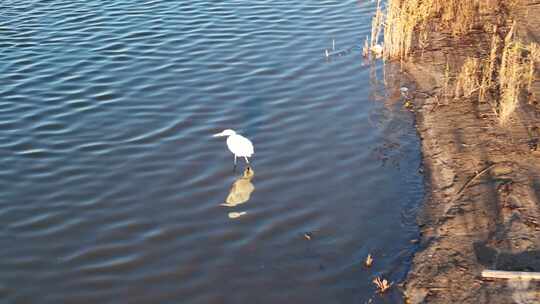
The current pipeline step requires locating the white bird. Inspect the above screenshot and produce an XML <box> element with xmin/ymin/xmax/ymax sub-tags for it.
<box><xmin>213</xmin><ymin>129</ymin><xmax>254</xmax><ymax>165</ymax></box>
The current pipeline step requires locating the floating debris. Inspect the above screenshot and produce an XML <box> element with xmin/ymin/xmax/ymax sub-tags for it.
<box><xmin>324</xmin><ymin>39</ymin><xmax>335</xmax><ymax>57</ymax></box>
<box><xmin>404</xmin><ymin>100</ymin><xmax>413</xmax><ymax>109</ymax></box>
<box><xmin>365</xmin><ymin>254</ymin><xmax>374</xmax><ymax>267</ymax></box>
<box><xmin>228</xmin><ymin>211</ymin><xmax>247</xmax><ymax>219</ymax></box>
<box><xmin>371</xmin><ymin>44</ymin><xmax>383</xmax><ymax>58</ymax></box>
<box><xmin>324</xmin><ymin>39</ymin><xmax>353</xmax><ymax>58</ymax></box>
<box><xmin>363</xmin><ymin>37</ymin><xmax>370</xmax><ymax>57</ymax></box>
<box><xmin>373</xmin><ymin>276</ymin><xmax>392</xmax><ymax>293</ymax></box>
<box><xmin>400</xmin><ymin>86</ymin><xmax>409</xmax><ymax>94</ymax></box>
<box><xmin>362</xmin><ymin>40</ymin><xmax>384</xmax><ymax>59</ymax></box>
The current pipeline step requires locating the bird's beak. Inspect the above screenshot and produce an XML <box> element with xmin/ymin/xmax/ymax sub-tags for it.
<box><xmin>212</xmin><ymin>132</ymin><xmax>224</xmax><ymax>137</ymax></box>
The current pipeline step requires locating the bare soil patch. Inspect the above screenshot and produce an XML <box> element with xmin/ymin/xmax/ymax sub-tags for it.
<box><xmin>397</xmin><ymin>1</ymin><xmax>540</xmax><ymax>302</ymax></box>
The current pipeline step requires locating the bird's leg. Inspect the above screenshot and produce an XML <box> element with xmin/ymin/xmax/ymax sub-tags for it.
<box><xmin>244</xmin><ymin>157</ymin><xmax>249</xmax><ymax>164</ymax></box>
<box><xmin>233</xmin><ymin>155</ymin><xmax>237</xmax><ymax>173</ymax></box>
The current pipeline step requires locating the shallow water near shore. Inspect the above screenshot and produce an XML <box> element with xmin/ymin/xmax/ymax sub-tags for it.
<box><xmin>0</xmin><ymin>0</ymin><xmax>423</xmax><ymax>303</ymax></box>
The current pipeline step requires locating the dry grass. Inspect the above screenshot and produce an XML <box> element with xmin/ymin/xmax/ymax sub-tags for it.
<box><xmin>527</xmin><ymin>43</ymin><xmax>540</xmax><ymax>92</ymax></box>
<box><xmin>383</xmin><ymin>0</ymin><xmax>422</xmax><ymax>60</ymax></box>
<box><xmin>382</xmin><ymin>0</ymin><xmax>490</xmax><ymax>60</ymax></box>
<box><xmin>445</xmin><ymin>25</ymin><xmax>538</xmax><ymax>124</ymax></box>
<box><xmin>363</xmin><ymin>36</ymin><xmax>370</xmax><ymax>57</ymax></box>
<box><xmin>438</xmin><ymin>1</ymin><xmax>478</xmax><ymax>36</ymax></box>
<box><xmin>499</xmin><ymin>23</ymin><xmax>523</xmax><ymax>124</ymax></box>
<box><xmin>381</xmin><ymin>0</ymin><xmax>511</xmax><ymax>60</ymax></box>
<box><xmin>375</xmin><ymin>0</ymin><xmax>540</xmax><ymax>124</ymax></box>
<box><xmin>479</xmin><ymin>26</ymin><xmax>500</xmax><ymax>104</ymax></box>
<box><xmin>370</xmin><ymin>0</ymin><xmax>383</xmax><ymax>49</ymax></box>
<box><xmin>443</xmin><ymin>59</ymin><xmax>451</xmax><ymax>100</ymax></box>
<box><xmin>364</xmin><ymin>0</ymin><xmax>384</xmax><ymax>59</ymax></box>
<box><xmin>497</xmin><ymin>23</ymin><xmax>540</xmax><ymax>124</ymax></box>
<box><xmin>455</xmin><ymin>57</ymin><xmax>480</xmax><ymax>98</ymax></box>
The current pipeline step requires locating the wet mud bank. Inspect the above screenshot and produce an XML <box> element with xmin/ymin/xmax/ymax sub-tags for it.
<box><xmin>397</xmin><ymin>1</ymin><xmax>540</xmax><ymax>303</ymax></box>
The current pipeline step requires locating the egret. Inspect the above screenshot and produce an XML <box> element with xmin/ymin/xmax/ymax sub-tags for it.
<box><xmin>212</xmin><ymin>129</ymin><xmax>254</xmax><ymax>165</ymax></box>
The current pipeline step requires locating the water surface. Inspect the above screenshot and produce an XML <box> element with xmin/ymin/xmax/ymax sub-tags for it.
<box><xmin>0</xmin><ymin>0</ymin><xmax>423</xmax><ymax>303</ymax></box>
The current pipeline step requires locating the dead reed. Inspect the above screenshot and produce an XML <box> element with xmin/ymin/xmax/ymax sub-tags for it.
<box><xmin>364</xmin><ymin>0</ymin><xmax>384</xmax><ymax>59</ymax></box>
<box><xmin>527</xmin><ymin>43</ymin><xmax>540</xmax><ymax>92</ymax></box>
<box><xmin>373</xmin><ymin>276</ymin><xmax>392</xmax><ymax>293</ymax></box>
<box><xmin>497</xmin><ymin>23</ymin><xmax>540</xmax><ymax>124</ymax></box>
<box><xmin>498</xmin><ymin>23</ymin><xmax>523</xmax><ymax>123</ymax></box>
<box><xmin>370</xmin><ymin>0</ymin><xmax>383</xmax><ymax>49</ymax></box>
<box><xmin>382</xmin><ymin>0</ymin><xmax>487</xmax><ymax>60</ymax></box>
<box><xmin>448</xmin><ymin>25</ymin><xmax>538</xmax><ymax>124</ymax></box>
<box><xmin>375</xmin><ymin>0</ymin><xmax>540</xmax><ymax>124</ymax></box>
<box><xmin>479</xmin><ymin>26</ymin><xmax>500</xmax><ymax>104</ymax></box>
<box><xmin>455</xmin><ymin>57</ymin><xmax>480</xmax><ymax>98</ymax></box>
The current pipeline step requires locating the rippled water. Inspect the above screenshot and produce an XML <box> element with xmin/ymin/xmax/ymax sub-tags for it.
<box><xmin>0</xmin><ymin>0</ymin><xmax>423</xmax><ymax>303</ymax></box>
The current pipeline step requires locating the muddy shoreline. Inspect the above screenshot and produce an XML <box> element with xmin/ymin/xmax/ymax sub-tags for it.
<box><xmin>397</xmin><ymin>1</ymin><xmax>540</xmax><ymax>303</ymax></box>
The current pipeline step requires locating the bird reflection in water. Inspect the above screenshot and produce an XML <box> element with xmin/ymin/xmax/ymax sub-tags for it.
<box><xmin>221</xmin><ymin>166</ymin><xmax>255</xmax><ymax>207</ymax></box>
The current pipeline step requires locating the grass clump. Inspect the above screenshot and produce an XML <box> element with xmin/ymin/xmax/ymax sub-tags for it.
<box><xmin>496</xmin><ymin>24</ymin><xmax>540</xmax><ymax>124</ymax></box>
<box><xmin>374</xmin><ymin>0</ymin><xmax>540</xmax><ymax>125</ymax></box>
<box><xmin>455</xmin><ymin>57</ymin><xmax>480</xmax><ymax>98</ymax></box>
<box><xmin>445</xmin><ymin>27</ymin><xmax>539</xmax><ymax>124</ymax></box>
<box><xmin>498</xmin><ymin>24</ymin><xmax>524</xmax><ymax>124</ymax></box>
<box><xmin>479</xmin><ymin>26</ymin><xmax>501</xmax><ymax>104</ymax></box>
<box><xmin>383</xmin><ymin>0</ymin><xmax>486</xmax><ymax>60</ymax></box>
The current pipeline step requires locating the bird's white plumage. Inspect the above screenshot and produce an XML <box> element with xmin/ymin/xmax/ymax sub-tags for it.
<box><xmin>213</xmin><ymin>129</ymin><xmax>254</xmax><ymax>164</ymax></box>
<box><xmin>226</xmin><ymin>134</ymin><xmax>254</xmax><ymax>157</ymax></box>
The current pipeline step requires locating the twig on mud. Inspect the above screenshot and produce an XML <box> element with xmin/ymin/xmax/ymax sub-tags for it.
<box><xmin>461</xmin><ymin>143</ymin><xmax>480</xmax><ymax>147</ymax></box>
<box><xmin>449</xmin><ymin>163</ymin><xmax>498</xmax><ymax>206</ymax></box>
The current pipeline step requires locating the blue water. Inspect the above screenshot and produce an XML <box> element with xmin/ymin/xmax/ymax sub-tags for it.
<box><xmin>0</xmin><ymin>0</ymin><xmax>423</xmax><ymax>303</ymax></box>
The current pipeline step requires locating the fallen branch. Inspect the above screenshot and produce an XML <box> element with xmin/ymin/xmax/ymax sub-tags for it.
<box><xmin>449</xmin><ymin>163</ymin><xmax>497</xmax><ymax>205</ymax></box>
<box><xmin>482</xmin><ymin>269</ymin><xmax>540</xmax><ymax>280</ymax></box>
<box><xmin>438</xmin><ymin>162</ymin><xmax>514</xmax><ymax>224</ymax></box>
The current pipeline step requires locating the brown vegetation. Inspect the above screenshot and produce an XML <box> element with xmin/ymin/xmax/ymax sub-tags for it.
<box><xmin>365</xmin><ymin>0</ymin><xmax>540</xmax><ymax>303</ymax></box>
<box><xmin>364</xmin><ymin>0</ymin><xmax>384</xmax><ymax>59</ymax></box>
<box><xmin>372</xmin><ymin>276</ymin><xmax>392</xmax><ymax>293</ymax></box>
<box><xmin>383</xmin><ymin>0</ymin><xmax>491</xmax><ymax>60</ymax></box>
<box><xmin>454</xmin><ymin>57</ymin><xmax>480</xmax><ymax>98</ymax></box>
<box><xmin>381</xmin><ymin>0</ymin><xmax>519</xmax><ymax>60</ymax></box>
<box><xmin>378</xmin><ymin>0</ymin><xmax>540</xmax><ymax>124</ymax></box>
